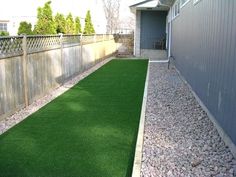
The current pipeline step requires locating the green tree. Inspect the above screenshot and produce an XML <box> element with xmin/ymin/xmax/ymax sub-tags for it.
<box><xmin>34</xmin><ymin>1</ymin><xmax>56</xmax><ymax>34</ymax></box>
<box><xmin>83</xmin><ymin>10</ymin><xmax>95</xmax><ymax>35</ymax></box>
<box><xmin>0</xmin><ymin>31</ymin><xmax>9</xmax><ymax>36</ymax></box>
<box><xmin>74</xmin><ymin>17</ymin><xmax>82</xmax><ymax>34</ymax></box>
<box><xmin>54</xmin><ymin>13</ymin><xmax>66</xmax><ymax>34</ymax></box>
<box><xmin>65</xmin><ymin>13</ymin><xmax>75</xmax><ymax>34</ymax></box>
<box><xmin>18</xmin><ymin>21</ymin><xmax>33</xmax><ymax>35</ymax></box>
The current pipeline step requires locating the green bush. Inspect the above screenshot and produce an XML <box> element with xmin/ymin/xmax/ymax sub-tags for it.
<box><xmin>65</xmin><ymin>13</ymin><xmax>75</xmax><ymax>34</ymax></box>
<box><xmin>83</xmin><ymin>10</ymin><xmax>95</xmax><ymax>35</ymax></box>
<box><xmin>18</xmin><ymin>21</ymin><xmax>33</xmax><ymax>35</ymax></box>
<box><xmin>34</xmin><ymin>1</ymin><xmax>56</xmax><ymax>34</ymax></box>
<box><xmin>55</xmin><ymin>13</ymin><xmax>66</xmax><ymax>34</ymax></box>
<box><xmin>75</xmin><ymin>16</ymin><xmax>82</xmax><ymax>34</ymax></box>
<box><xmin>0</xmin><ymin>31</ymin><xmax>9</xmax><ymax>36</ymax></box>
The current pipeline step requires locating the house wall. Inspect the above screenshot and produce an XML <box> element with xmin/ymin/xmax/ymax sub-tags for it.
<box><xmin>171</xmin><ymin>0</ymin><xmax>236</xmax><ymax>152</ymax></box>
<box><xmin>140</xmin><ymin>11</ymin><xmax>167</xmax><ymax>49</ymax></box>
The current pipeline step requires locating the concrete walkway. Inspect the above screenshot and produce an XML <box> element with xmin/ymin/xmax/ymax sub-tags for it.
<box><xmin>141</xmin><ymin>62</ymin><xmax>236</xmax><ymax>177</ymax></box>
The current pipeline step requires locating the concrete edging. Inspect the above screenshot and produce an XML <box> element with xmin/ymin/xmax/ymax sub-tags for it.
<box><xmin>131</xmin><ymin>59</ymin><xmax>150</xmax><ymax>177</ymax></box>
<box><xmin>174</xmin><ymin>65</ymin><xmax>236</xmax><ymax>159</ymax></box>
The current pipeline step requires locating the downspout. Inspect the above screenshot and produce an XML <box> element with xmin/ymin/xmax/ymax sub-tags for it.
<box><xmin>168</xmin><ymin>6</ymin><xmax>172</xmax><ymax>58</ymax></box>
<box><xmin>158</xmin><ymin>1</ymin><xmax>172</xmax><ymax>58</ymax></box>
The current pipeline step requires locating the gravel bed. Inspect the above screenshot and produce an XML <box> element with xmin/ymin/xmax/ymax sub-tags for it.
<box><xmin>141</xmin><ymin>62</ymin><xmax>236</xmax><ymax>177</ymax></box>
<box><xmin>0</xmin><ymin>58</ymin><xmax>112</xmax><ymax>135</ymax></box>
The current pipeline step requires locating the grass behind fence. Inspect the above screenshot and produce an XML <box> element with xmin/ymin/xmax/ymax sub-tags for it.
<box><xmin>0</xmin><ymin>59</ymin><xmax>148</xmax><ymax>177</ymax></box>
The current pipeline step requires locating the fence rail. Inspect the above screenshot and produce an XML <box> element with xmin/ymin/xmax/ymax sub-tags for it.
<box><xmin>0</xmin><ymin>34</ymin><xmax>116</xmax><ymax>120</ymax></box>
<box><xmin>0</xmin><ymin>34</ymin><xmax>114</xmax><ymax>59</ymax></box>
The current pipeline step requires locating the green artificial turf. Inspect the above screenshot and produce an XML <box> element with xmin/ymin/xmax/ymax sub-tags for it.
<box><xmin>0</xmin><ymin>59</ymin><xmax>148</xmax><ymax>177</ymax></box>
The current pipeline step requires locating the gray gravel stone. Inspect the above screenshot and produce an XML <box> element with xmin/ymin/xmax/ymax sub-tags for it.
<box><xmin>191</xmin><ymin>159</ymin><xmax>202</xmax><ymax>167</ymax></box>
<box><xmin>233</xmin><ymin>165</ymin><xmax>236</xmax><ymax>176</ymax></box>
<box><xmin>141</xmin><ymin>62</ymin><xmax>236</xmax><ymax>177</ymax></box>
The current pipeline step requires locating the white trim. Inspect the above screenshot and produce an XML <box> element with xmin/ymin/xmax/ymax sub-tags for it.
<box><xmin>166</xmin><ymin>14</ymin><xmax>168</xmax><ymax>49</ymax></box>
<box><xmin>136</xmin><ymin>0</ymin><xmax>158</xmax><ymax>8</ymax></box>
<box><xmin>180</xmin><ymin>0</ymin><xmax>190</xmax><ymax>8</ymax></box>
<box><xmin>172</xmin><ymin>0</ymin><xmax>180</xmax><ymax>20</ymax></box>
<box><xmin>168</xmin><ymin>6</ymin><xmax>172</xmax><ymax>58</ymax></box>
<box><xmin>193</xmin><ymin>0</ymin><xmax>202</xmax><ymax>5</ymax></box>
<box><xmin>149</xmin><ymin>60</ymin><xmax>169</xmax><ymax>63</ymax></box>
<box><xmin>134</xmin><ymin>11</ymin><xmax>141</xmax><ymax>57</ymax></box>
<box><xmin>172</xmin><ymin>14</ymin><xmax>180</xmax><ymax>21</ymax></box>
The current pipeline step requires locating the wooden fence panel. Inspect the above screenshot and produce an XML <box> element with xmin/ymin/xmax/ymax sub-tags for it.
<box><xmin>0</xmin><ymin>35</ymin><xmax>117</xmax><ymax>120</ymax></box>
<box><xmin>63</xmin><ymin>45</ymin><xmax>81</xmax><ymax>81</ymax></box>
<box><xmin>0</xmin><ymin>56</ymin><xmax>25</xmax><ymax>118</ymax></box>
<box><xmin>27</xmin><ymin>49</ymin><xmax>62</xmax><ymax>104</ymax></box>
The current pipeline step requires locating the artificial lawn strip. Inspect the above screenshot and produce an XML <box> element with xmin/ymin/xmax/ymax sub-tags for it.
<box><xmin>0</xmin><ymin>59</ymin><xmax>148</xmax><ymax>177</ymax></box>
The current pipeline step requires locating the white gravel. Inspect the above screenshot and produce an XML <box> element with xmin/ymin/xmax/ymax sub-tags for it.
<box><xmin>141</xmin><ymin>62</ymin><xmax>236</xmax><ymax>177</ymax></box>
<box><xmin>0</xmin><ymin>58</ymin><xmax>112</xmax><ymax>135</ymax></box>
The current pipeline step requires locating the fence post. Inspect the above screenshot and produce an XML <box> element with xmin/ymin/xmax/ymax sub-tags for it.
<box><xmin>22</xmin><ymin>35</ymin><xmax>29</xmax><ymax>106</ymax></box>
<box><xmin>80</xmin><ymin>34</ymin><xmax>83</xmax><ymax>71</ymax></box>
<box><xmin>60</xmin><ymin>34</ymin><xmax>64</xmax><ymax>84</ymax></box>
<box><xmin>93</xmin><ymin>34</ymin><xmax>96</xmax><ymax>43</ymax></box>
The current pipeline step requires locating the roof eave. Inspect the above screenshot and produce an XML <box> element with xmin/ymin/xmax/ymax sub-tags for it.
<box><xmin>159</xmin><ymin>0</ymin><xmax>175</xmax><ymax>6</ymax></box>
<box><xmin>130</xmin><ymin>0</ymin><xmax>156</xmax><ymax>13</ymax></box>
<box><xmin>129</xmin><ymin>0</ymin><xmax>170</xmax><ymax>13</ymax></box>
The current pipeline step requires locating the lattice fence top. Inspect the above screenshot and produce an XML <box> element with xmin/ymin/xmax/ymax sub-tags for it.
<box><xmin>0</xmin><ymin>34</ymin><xmax>114</xmax><ymax>58</ymax></box>
<box><xmin>82</xmin><ymin>35</ymin><xmax>95</xmax><ymax>44</ymax></box>
<box><xmin>96</xmin><ymin>35</ymin><xmax>105</xmax><ymax>42</ymax></box>
<box><xmin>81</xmin><ymin>34</ymin><xmax>114</xmax><ymax>44</ymax></box>
<box><xmin>27</xmin><ymin>35</ymin><xmax>61</xmax><ymax>53</ymax></box>
<box><xmin>62</xmin><ymin>35</ymin><xmax>81</xmax><ymax>45</ymax></box>
<box><xmin>106</xmin><ymin>34</ymin><xmax>114</xmax><ymax>41</ymax></box>
<box><xmin>0</xmin><ymin>36</ymin><xmax>23</xmax><ymax>58</ymax></box>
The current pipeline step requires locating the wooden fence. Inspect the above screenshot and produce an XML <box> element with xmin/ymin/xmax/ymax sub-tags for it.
<box><xmin>0</xmin><ymin>34</ymin><xmax>117</xmax><ymax>120</ymax></box>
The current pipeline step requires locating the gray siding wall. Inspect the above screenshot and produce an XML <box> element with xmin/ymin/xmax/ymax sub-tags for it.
<box><xmin>141</xmin><ymin>11</ymin><xmax>167</xmax><ymax>49</ymax></box>
<box><xmin>171</xmin><ymin>0</ymin><xmax>236</xmax><ymax>145</ymax></box>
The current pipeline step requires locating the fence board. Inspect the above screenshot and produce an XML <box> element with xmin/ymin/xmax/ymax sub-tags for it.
<box><xmin>0</xmin><ymin>56</ymin><xmax>24</xmax><ymax>116</ymax></box>
<box><xmin>0</xmin><ymin>35</ymin><xmax>117</xmax><ymax>120</ymax></box>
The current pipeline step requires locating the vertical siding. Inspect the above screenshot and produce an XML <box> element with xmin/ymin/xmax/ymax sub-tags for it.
<box><xmin>172</xmin><ymin>0</ymin><xmax>236</xmax><ymax>144</ymax></box>
<box><xmin>141</xmin><ymin>11</ymin><xmax>167</xmax><ymax>49</ymax></box>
